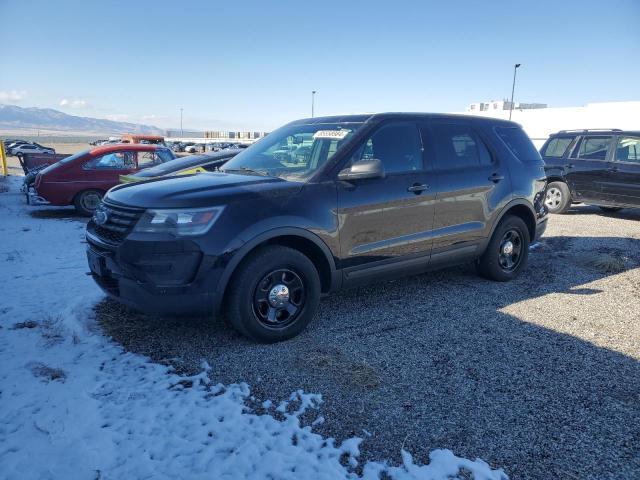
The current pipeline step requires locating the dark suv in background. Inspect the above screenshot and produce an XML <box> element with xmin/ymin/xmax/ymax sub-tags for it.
<box><xmin>86</xmin><ymin>113</ymin><xmax>548</xmax><ymax>342</ymax></box>
<box><xmin>542</xmin><ymin>129</ymin><xmax>640</xmax><ymax>213</ymax></box>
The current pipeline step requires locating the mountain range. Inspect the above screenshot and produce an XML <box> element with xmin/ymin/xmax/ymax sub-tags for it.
<box><xmin>0</xmin><ymin>104</ymin><xmax>164</xmax><ymax>136</ymax></box>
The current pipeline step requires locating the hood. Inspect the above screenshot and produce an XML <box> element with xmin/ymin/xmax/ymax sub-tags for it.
<box><xmin>106</xmin><ymin>172</ymin><xmax>303</xmax><ymax>209</ymax></box>
<box><xmin>131</xmin><ymin>150</ymin><xmax>240</xmax><ymax>179</ymax></box>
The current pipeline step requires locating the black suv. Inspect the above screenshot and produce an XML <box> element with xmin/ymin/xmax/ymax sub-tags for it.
<box><xmin>541</xmin><ymin>129</ymin><xmax>640</xmax><ymax>213</ymax></box>
<box><xmin>86</xmin><ymin>113</ymin><xmax>548</xmax><ymax>342</ymax></box>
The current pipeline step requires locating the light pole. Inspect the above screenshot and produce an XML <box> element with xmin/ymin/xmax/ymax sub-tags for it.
<box><xmin>180</xmin><ymin>108</ymin><xmax>184</xmax><ymax>137</ymax></box>
<box><xmin>509</xmin><ymin>63</ymin><xmax>521</xmax><ymax>121</ymax></box>
<box><xmin>311</xmin><ymin>91</ymin><xmax>316</xmax><ymax>117</ymax></box>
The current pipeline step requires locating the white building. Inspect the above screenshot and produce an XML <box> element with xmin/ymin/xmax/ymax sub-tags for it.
<box><xmin>460</xmin><ymin>101</ymin><xmax>640</xmax><ymax>148</ymax></box>
<box><xmin>467</xmin><ymin>100</ymin><xmax>547</xmax><ymax>113</ymax></box>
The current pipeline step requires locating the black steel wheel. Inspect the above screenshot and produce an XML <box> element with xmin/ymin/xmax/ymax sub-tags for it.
<box><xmin>498</xmin><ymin>229</ymin><xmax>524</xmax><ymax>272</ymax></box>
<box><xmin>225</xmin><ymin>245</ymin><xmax>321</xmax><ymax>343</ymax></box>
<box><xmin>477</xmin><ymin>215</ymin><xmax>530</xmax><ymax>282</ymax></box>
<box><xmin>252</xmin><ymin>269</ymin><xmax>306</xmax><ymax>329</ymax></box>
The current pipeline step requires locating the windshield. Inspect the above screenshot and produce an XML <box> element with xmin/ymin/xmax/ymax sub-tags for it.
<box><xmin>221</xmin><ymin>122</ymin><xmax>364</xmax><ymax>180</ymax></box>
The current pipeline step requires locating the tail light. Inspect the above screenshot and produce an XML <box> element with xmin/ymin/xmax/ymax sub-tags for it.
<box><xmin>35</xmin><ymin>173</ymin><xmax>42</xmax><ymax>188</ymax></box>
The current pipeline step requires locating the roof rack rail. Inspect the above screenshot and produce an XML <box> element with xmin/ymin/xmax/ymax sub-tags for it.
<box><xmin>558</xmin><ymin>128</ymin><xmax>623</xmax><ymax>133</ymax></box>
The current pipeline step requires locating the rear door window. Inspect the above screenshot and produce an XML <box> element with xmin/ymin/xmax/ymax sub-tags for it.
<box><xmin>495</xmin><ymin>126</ymin><xmax>541</xmax><ymax>163</ymax></box>
<box><xmin>428</xmin><ymin>123</ymin><xmax>493</xmax><ymax>170</ymax></box>
<box><xmin>85</xmin><ymin>151</ymin><xmax>135</xmax><ymax>170</ymax></box>
<box><xmin>615</xmin><ymin>136</ymin><xmax>640</xmax><ymax>163</ymax></box>
<box><xmin>542</xmin><ymin>137</ymin><xmax>573</xmax><ymax>158</ymax></box>
<box><xmin>573</xmin><ymin>136</ymin><xmax>612</xmax><ymax>160</ymax></box>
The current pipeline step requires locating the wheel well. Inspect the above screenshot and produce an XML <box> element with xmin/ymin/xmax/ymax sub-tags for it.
<box><xmin>224</xmin><ymin>235</ymin><xmax>333</xmax><ymax>295</ymax></box>
<box><xmin>261</xmin><ymin>235</ymin><xmax>332</xmax><ymax>293</ymax></box>
<box><xmin>546</xmin><ymin>176</ymin><xmax>565</xmax><ymax>184</ymax></box>
<box><xmin>73</xmin><ymin>188</ymin><xmax>105</xmax><ymax>201</ymax></box>
<box><xmin>503</xmin><ymin>204</ymin><xmax>536</xmax><ymax>241</ymax></box>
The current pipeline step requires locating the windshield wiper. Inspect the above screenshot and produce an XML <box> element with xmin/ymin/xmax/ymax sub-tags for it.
<box><xmin>223</xmin><ymin>167</ymin><xmax>271</xmax><ymax>177</ymax></box>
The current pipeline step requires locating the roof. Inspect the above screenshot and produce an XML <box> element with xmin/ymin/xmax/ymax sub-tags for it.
<box><xmin>89</xmin><ymin>143</ymin><xmax>167</xmax><ymax>156</ymax></box>
<box><xmin>287</xmin><ymin>112</ymin><xmax>518</xmax><ymax>127</ymax></box>
<box><xmin>550</xmin><ymin>129</ymin><xmax>640</xmax><ymax>137</ymax></box>
<box><xmin>121</xmin><ymin>134</ymin><xmax>165</xmax><ymax>140</ymax></box>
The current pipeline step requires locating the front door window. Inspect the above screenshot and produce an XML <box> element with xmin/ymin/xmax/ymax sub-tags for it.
<box><xmin>574</xmin><ymin>136</ymin><xmax>612</xmax><ymax>160</ymax></box>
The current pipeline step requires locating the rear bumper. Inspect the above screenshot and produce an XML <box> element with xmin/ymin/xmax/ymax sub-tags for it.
<box><xmin>27</xmin><ymin>187</ymin><xmax>50</xmax><ymax>205</ymax></box>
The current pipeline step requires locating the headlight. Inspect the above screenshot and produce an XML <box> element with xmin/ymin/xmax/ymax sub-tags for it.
<box><xmin>133</xmin><ymin>206</ymin><xmax>224</xmax><ymax>236</ymax></box>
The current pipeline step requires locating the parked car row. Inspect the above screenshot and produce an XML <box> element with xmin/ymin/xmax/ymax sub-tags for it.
<box><xmin>167</xmin><ymin>141</ymin><xmax>249</xmax><ymax>153</ymax></box>
<box><xmin>3</xmin><ymin>139</ymin><xmax>55</xmax><ymax>156</ymax></box>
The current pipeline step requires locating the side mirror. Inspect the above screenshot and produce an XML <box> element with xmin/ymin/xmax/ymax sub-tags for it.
<box><xmin>337</xmin><ymin>158</ymin><xmax>385</xmax><ymax>181</ymax></box>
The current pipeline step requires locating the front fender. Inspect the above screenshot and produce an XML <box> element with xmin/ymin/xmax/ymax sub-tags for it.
<box><xmin>213</xmin><ymin>224</ymin><xmax>337</xmax><ymax>313</ymax></box>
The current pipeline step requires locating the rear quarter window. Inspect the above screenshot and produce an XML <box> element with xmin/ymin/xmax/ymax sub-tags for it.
<box><xmin>495</xmin><ymin>126</ymin><xmax>542</xmax><ymax>163</ymax></box>
<box><xmin>542</xmin><ymin>137</ymin><xmax>573</xmax><ymax>158</ymax></box>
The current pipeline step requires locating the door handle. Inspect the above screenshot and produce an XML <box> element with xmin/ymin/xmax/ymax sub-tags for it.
<box><xmin>567</xmin><ymin>163</ymin><xmax>575</xmax><ymax>169</ymax></box>
<box><xmin>407</xmin><ymin>183</ymin><xmax>429</xmax><ymax>194</ymax></box>
<box><xmin>488</xmin><ymin>173</ymin><xmax>504</xmax><ymax>183</ymax></box>
<box><xmin>609</xmin><ymin>166</ymin><xmax>619</xmax><ymax>172</ymax></box>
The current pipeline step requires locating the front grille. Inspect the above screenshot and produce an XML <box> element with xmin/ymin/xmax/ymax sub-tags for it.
<box><xmin>93</xmin><ymin>200</ymin><xmax>144</xmax><ymax>246</ymax></box>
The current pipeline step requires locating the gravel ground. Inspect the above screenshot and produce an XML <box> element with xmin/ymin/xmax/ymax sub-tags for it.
<box><xmin>97</xmin><ymin>205</ymin><xmax>640</xmax><ymax>480</ymax></box>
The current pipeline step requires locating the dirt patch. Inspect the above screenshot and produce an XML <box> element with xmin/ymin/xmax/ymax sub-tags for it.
<box><xmin>12</xmin><ymin>320</ymin><xmax>39</xmax><ymax>329</ymax></box>
<box><xmin>29</xmin><ymin>362</ymin><xmax>66</xmax><ymax>382</ymax></box>
<box><xmin>296</xmin><ymin>349</ymin><xmax>380</xmax><ymax>389</ymax></box>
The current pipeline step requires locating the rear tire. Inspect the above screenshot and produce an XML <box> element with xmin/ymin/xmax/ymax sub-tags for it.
<box><xmin>545</xmin><ymin>181</ymin><xmax>571</xmax><ymax>214</ymax></box>
<box><xmin>73</xmin><ymin>189</ymin><xmax>103</xmax><ymax>216</ymax></box>
<box><xmin>477</xmin><ymin>215</ymin><xmax>530</xmax><ymax>282</ymax></box>
<box><xmin>225</xmin><ymin>246</ymin><xmax>321</xmax><ymax>343</ymax></box>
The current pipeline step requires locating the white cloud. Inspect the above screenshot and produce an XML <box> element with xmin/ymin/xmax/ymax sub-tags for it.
<box><xmin>59</xmin><ymin>98</ymin><xmax>89</xmax><ymax>109</ymax></box>
<box><xmin>104</xmin><ymin>114</ymin><xmax>131</xmax><ymax>122</ymax></box>
<box><xmin>0</xmin><ymin>90</ymin><xmax>28</xmax><ymax>103</ymax></box>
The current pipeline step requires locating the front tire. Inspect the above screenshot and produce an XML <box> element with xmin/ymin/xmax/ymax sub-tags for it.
<box><xmin>545</xmin><ymin>181</ymin><xmax>571</xmax><ymax>214</ymax></box>
<box><xmin>477</xmin><ymin>215</ymin><xmax>530</xmax><ymax>282</ymax></box>
<box><xmin>225</xmin><ymin>246</ymin><xmax>321</xmax><ymax>343</ymax></box>
<box><xmin>73</xmin><ymin>189</ymin><xmax>103</xmax><ymax>216</ymax></box>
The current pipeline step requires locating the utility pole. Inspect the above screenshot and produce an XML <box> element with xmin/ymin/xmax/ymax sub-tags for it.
<box><xmin>509</xmin><ymin>64</ymin><xmax>521</xmax><ymax>121</ymax></box>
<box><xmin>180</xmin><ymin>108</ymin><xmax>184</xmax><ymax>137</ymax></box>
<box><xmin>311</xmin><ymin>91</ymin><xmax>316</xmax><ymax>117</ymax></box>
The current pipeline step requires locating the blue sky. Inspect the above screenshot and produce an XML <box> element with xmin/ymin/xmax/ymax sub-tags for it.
<box><xmin>1</xmin><ymin>0</ymin><xmax>638</xmax><ymax>131</ymax></box>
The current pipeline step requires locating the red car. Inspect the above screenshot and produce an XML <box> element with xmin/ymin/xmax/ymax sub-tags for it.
<box><xmin>29</xmin><ymin>144</ymin><xmax>176</xmax><ymax>215</ymax></box>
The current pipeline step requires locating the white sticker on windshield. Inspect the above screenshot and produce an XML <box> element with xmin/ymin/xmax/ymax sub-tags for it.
<box><xmin>313</xmin><ymin>130</ymin><xmax>349</xmax><ymax>140</ymax></box>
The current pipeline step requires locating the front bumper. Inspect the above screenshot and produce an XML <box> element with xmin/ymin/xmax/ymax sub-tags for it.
<box><xmin>86</xmin><ymin>229</ymin><xmax>221</xmax><ymax>316</ymax></box>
